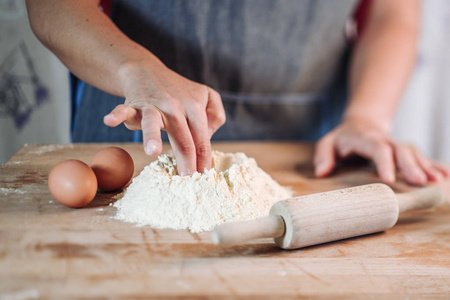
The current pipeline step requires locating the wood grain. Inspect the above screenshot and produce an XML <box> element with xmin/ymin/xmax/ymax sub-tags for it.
<box><xmin>1</xmin><ymin>142</ymin><xmax>449</xmax><ymax>299</ymax></box>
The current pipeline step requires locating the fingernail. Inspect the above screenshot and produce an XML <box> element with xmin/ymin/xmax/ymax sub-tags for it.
<box><xmin>179</xmin><ymin>169</ymin><xmax>193</xmax><ymax>177</ymax></box>
<box><xmin>384</xmin><ymin>172</ymin><xmax>395</xmax><ymax>184</ymax></box>
<box><xmin>103</xmin><ymin>114</ymin><xmax>112</xmax><ymax>123</ymax></box>
<box><xmin>411</xmin><ymin>171</ymin><xmax>426</xmax><ymax>185</ymax></box>
<box><xmin>433</xmin><ymin>172</ymin><xmax>443</xmax><ymax>182</ymax></box>
<box><xmin>443</xmin><ymin>169</ymin><xmax>450</xmax><ymax>177</ymax></box>
<box><xmin>145</xmin><ymin>140</ymin><xmax>159</xmax><ymax>156</ymax></box>
<box><xmin>315</xmin><ymin>161</ymin><xmax>327</xmax><ymax>176</ymax></box>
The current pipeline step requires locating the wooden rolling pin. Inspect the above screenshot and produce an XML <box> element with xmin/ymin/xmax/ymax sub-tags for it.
<box><xmin>211</xmin><ymin>183</ymin><xmax>445</xmax><ymax>249</ymax></box>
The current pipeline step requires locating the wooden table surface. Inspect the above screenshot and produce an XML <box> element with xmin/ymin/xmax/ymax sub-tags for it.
<box><xmin>1</xmin><ymin>142</ymin><xmax>449</xmax><ymax>299</ymax></box>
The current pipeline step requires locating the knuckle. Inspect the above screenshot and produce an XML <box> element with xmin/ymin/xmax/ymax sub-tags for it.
<box><xmin>338</xmin><ymin>146</ymin><xmax>351</xmax><ymax>156</ymax></box>
<box><xmin>187</xmin><ymin>85</ymin><xmax>209</xmax><ymax>107</ymax></box>
<box><xmin>200</xmin><ymin>84</ymin><xmax>214</xmax><ymax>97</ymax></box>
<box><xmin>210</xmin><ymin>109</ymin><xmax>226</xmax><ymax>125</ymax></box>
<box><xmin>375</xmin><ymin>144</ymin><xmax>393</xmax><ymax>160</ymax></box>
<box><xmin>177</xmin><ymin>141</ymin><xmax>196</xmax><ymax>155</ymax></box>
<box><xmin>189</xmin><ymin>101</ymin><xmax>204</xmax><ymax>113</ymax></box>
<box><xmin>208</xmin><ymin>87</ymin><xmax>220</xmax><ymax>99</ymax></box>
<box><xmin>402</xmin><ymin>142</ymin><xmax>415</xmax><ymax>150</ymax></box>
<box><xmin>217</xmin><ymin>111</ymin><xmax>226</xmax><ymax>125</ymax></box>
<box><xmin>196</xmin><ymin>143</ymin><xmax>211</xmax><ymax>158</ymax></box>
<box><xmin>199</xmin><ymin>84</ymin><xmax>209</xmax><ymax>96</ymax></box>
<box><xmin>161</xmin><ymin>97</ymin><xmax>181</xmax><ymax>112</ymax></box>
<box><xmin>373</xmin><ymin>140</ymin><xmax>390</xmax><ymax>151</ymax></box>
<box><xmin>164</xmin><ymin>108</ymin><xmax>185</xmax><ymax>123</ymax></box>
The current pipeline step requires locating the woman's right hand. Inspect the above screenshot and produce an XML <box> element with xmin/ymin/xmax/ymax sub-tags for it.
<box><xmin>26</xmin><ymin>0</ymin><xmax>225</xmax><ymax>175</ymax></box>
<box><xmin>104</xmin><ymin>60</ymin><xmax>226</xmax><ymax>176</ymax></box>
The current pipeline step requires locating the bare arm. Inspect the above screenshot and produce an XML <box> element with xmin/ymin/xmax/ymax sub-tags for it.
<box><xmin>315</xmin><ymin>0</ymin><xmax>449</xmax><ymax>185</ymax></box>
<box><xmin>346</xmin><ymin>0</ymin><xmax>418</xmax><ymax>131</ymax></box>
<box><xmin>27</xmin><ymin>0</ymin><xmax>145</xmax><ymax>97</ymax></box>
<box><xmin>26</xmin><ymin>0</ymin><xmax>225</xmax><ymax>176</ymax></box>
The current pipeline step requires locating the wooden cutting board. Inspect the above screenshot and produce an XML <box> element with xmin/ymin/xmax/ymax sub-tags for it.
<box><xmin>1</xmin><ymin>142</ymin><xmax>449</xmax><ymax>299</ymax></box>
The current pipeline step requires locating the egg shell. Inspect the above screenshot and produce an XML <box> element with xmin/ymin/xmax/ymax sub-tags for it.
<box><xmin>90</xmin><ymin>147</ymin><xmax>134</xmax><ymax>192</ymax></box>
<box><xmin>48</xmin><ymin>159</ymin><xmax>97</xmax><ymax>208</ymax></box>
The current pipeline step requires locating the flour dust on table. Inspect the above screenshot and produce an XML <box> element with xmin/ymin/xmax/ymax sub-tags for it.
<box><xmin>113</xmin><ymin>151</ymin><xmax>293</xmax><ymax>232</ymax></box>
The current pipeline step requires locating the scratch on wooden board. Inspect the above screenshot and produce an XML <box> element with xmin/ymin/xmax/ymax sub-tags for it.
<box><xmin>279</xmin><ymin>260</ymin><xmax>301</xmax><ymax>295</ymax></box>
<box><xmin>284</xmin><ymin>259</ymin><xmax>330</xmax><ymax>286</ymax></box>
<box><xmin>151</xmin><ymin>228</ymin><xmax>160</xmax><ymax>242</ymax></box>
<box><xmin>141</xmin><ymin>230</ymin><xmax>154</xmax><ymax>258</ymax></box>
<box><xmin>122</xmin><ymin>248</ymin><xmax>138</xmax><ymax>257</ymax></box>
<box><xmin>176</xmin><ymin>279</ymin><xmax>192</xmax><ymax>290</ymax></box>
<box><xmin>212</xmin><ymin>267</ymin><xmax>238</xmax><ymax>295</ymax></box>
<box><xmin>190</xmin><ymin>232</ymin><xmax>201</xmax><ymax>242</ymax></box>
<box><xmin>278</xmin><ymin>261</ymin><xmax>289</xmax><ymax>277</ymax></box>
<box><xmin>360</xmin><ymin>261</ymin><xmax>377</xmax><ymax>287</ymax></box>
<box><xmin>336</xmin><ymin>248</ymin><xmax>346</xmax><ymax>257</ymax></box>
<box><xmin>375</xmin><ymin>261</ymin><xmax>398</xmax><ymax>295</ymax></box>
<box><xmin>110</xmin><ymin>233</ymin><xmax>130</xmax><ymax>244</ymax></box>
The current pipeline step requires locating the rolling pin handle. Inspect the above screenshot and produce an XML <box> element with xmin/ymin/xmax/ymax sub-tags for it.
<box><xmin>211</xmin><ymin>215</ymin><xmax>285</xmax><ymax>246</ymax></box>
<box><xmin>397</xmin><ymin>186</ymin><xmax>446</xmax><ymax>214</ymax></box>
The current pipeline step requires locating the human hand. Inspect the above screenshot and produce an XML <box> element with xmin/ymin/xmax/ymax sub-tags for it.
<box><xmin>314</xmin><ymin>118</ymin><xmax>450</xmax><ymax>185</ymax></box>
<box><xmin>103</xmin><ymin>60</ymin><xmax>226</xmax><ymax>176</ymax></box>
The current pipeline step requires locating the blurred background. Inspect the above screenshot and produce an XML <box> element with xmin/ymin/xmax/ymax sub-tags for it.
<box><xmin>0</xmin><ymin>0</ymin><xmax>70</xmax><ymax>164</ymax></box>
<box><xmin>0</xmin><ymin>0</ymin><xmax>449</xmax><ymax>164</ymax></box>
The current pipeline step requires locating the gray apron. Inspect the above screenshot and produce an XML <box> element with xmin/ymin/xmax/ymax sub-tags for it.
<box><xmin>72</xmin><ymin>0</ymin><xmax>358</xmax><ymax>142</ymax></box>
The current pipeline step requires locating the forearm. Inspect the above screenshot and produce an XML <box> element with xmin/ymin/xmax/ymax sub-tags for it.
<box><xmin>26</xmin><ymin>0</ymin><xmax>162</xmax><ymax>98</ymax></box>
<box><xmin>27</xmin><ymin>0</ymin><xmax>225</xmax><ymax>175</ymax></box>
<box><xmin>344</xmin><ymin>0</ymin><xmax>419</xmax><ymax>132</ymax></box>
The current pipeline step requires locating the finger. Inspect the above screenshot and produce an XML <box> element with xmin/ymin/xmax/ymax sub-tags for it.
<box><xmin>104</xmin><ymin>104</ymin><xmax>141</xmax><ymax>130</ymax></box>
<box><xmin>371</xmin><ymin>143</ymin><xmax>396</xmax><ymax>184</ymax></box>
<box><xmin>187</xmin><ymin>108</ymin><xmax>212</xmax><ymax>172</ymax></box>
<box><xmin>141</xmin><ymin>106</ymin><xmax>164</xmax><ymax>156</ymax></box>
<box><xmin>436</xmin><ymin>163</ymin><xmax>450</xmax><ymax>177</ymax></box>
<box><xmin>165</xmin><ymin>113</ymin><xmax>197</xmax><ymax>176</ymax></box>
<box><xmin>314</xmin><ymin>133</ymin><xmax>336</xmax><ymax>177</ymax></box>
<box><xmin>336</xmin><ymin>142</ymin><xmax>354</xmax><ymax>159</ymax></box>
<box><xmin>414</xmin><ymin>150</ymin><xmax>446</xmax><ymax>182</ymax></box>
<box><xmin>205</xmin><ymin>88</ymin><xmax>226</xmax><ymax>138</ymax></box>
<box><xmin>394</xmin><ymin>144</ymin><xmax>427</xmax><ymax>185</ymax></box>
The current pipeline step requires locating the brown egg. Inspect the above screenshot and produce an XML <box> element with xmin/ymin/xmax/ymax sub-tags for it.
<box><xmin>48</xmin><ymin>159</ymin><xmax>98</xmax><ymax>208</ymax></box>
<box><xmin>90</xmin><ymin>147</ymin><xmax>134</xmax><ymax>192</ymax></box>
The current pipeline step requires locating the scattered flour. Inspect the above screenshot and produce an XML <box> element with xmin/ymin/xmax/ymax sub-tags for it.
<box><xmin>0</xmin><ymin>289</ymin><xmax>40</xmax><ymax>300</ymax></box>
<box><xmin>27</xmin><ymin>144</ymin><xmax>74</xmax><ymax>155</ymax></box>
<box><xmin>114</xmin><ymin>151</ymin><xmax>292</xmax><ymax>232</ymax></box>
<box><xmin>1</xmin><ymin>188</ymin><xmax>26</xmax><ymax>195</ymax></box>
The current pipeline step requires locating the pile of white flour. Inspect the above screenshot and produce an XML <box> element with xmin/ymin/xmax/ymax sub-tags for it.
<box><xmin>113</xmin><ymin>151</ymin><xmax>292</xmax><ymax>232</ymax></box>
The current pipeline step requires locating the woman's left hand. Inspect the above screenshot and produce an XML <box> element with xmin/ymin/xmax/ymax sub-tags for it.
<box><xmin>314</xmin><ymin>118</ymin><xmax>450</xmax><ymax>185</ymax></box>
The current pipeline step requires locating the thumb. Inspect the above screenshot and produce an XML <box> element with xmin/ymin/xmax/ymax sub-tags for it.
<box><xmin>104</xmin><ymin>104</ymin><xmax>141</xmax><ymax>130</ymax></box>
<box><xmin>314</xmin><ymin>134</ymin><xmax>336</xmax><ymax>177</ymax></box>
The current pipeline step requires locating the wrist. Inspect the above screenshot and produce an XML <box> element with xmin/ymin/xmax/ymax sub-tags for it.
<box><xmin>116</xmin><ymin>51</ymin><xmax>166</xmax><ymax>97</ymax></box>
<box><xmin>342</xmin><ymin>100</ymin><xmax>394</xmax><ymax>133</ymax></box>
<box><xmin>341</xmin><ymin>113</ymin><xmax>392</xmax><ymax>134</ymax></box>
